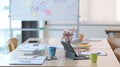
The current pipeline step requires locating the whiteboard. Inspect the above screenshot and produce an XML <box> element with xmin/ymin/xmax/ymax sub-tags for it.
<box><xmin>10</xmin><ymin>0</ymin><xmax>78</xmax><ymax>21</ymax></box>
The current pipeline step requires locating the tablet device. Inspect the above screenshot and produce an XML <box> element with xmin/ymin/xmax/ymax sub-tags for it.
<box><xmin>61</xmin><ymin>41</ymin><xmax>89</xmax><ymax>60</ymax></box>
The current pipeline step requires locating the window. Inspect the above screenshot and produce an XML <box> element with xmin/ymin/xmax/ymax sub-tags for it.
<box><xmin>0</xmin><ymin>0</ymin><xmax>10</xmax><ymax>54</ymax></box>
<box><xmin>116</xmin><ymin>0</ymin><xmax>120</xmax><ymax>21</ymax></box>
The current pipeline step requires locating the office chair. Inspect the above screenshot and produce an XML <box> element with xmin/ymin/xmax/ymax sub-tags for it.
<box><xmin>8</xmin><ymin>38</ymin><xmax>18</xmax><ymax>52</ymax></box>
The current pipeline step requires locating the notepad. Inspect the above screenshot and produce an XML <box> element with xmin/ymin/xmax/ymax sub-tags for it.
<box><xmin>9</xmin><ymin>56</ymin><xmax>47</xmax><ymax>65</ymax></box>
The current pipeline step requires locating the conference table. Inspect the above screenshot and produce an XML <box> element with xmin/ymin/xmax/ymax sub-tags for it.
<box><xmin>0</xmin><ymin>38</ymin><xmax>120</xmax><ymax>67</ymax></box>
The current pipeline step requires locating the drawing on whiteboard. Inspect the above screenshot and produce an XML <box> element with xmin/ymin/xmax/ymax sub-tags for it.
<box><xmin>31</xmin><ymin>0</ymin><xmax>51</xmax><ymax>16</ymax></box>
<box><xmin>39</xmin><ymin>1</ymin><xmax>46</xmax><ymax>11</ymax></box>
<box><xmin>53</xmin><ymin>0</ymin><xmax>74</xmax><ymax>9</ymax></box>
<box><xmin>53</xmin><ymin>0</ymin><xmax>66</xmax><ymax>3</ymax></box>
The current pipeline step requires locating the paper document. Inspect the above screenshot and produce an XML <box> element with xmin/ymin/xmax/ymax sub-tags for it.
<box><xmin>89</xmin><ymin>38</ymin><xmax>102</xmax><ymax>42</ymax></box>
<box><xmin>18</xmin><ymin>44</ymin><xmax>46</xmax><ymax>51</ymax></box>
<box><xmin>10</xmin><ymin>56</ymin><xmax>47</xmax><ymax>65</ymax></box>
<box><xmin>80</xmin><ymin>52</ymin><xmax>107</xmax><ymax>56</ymax></box>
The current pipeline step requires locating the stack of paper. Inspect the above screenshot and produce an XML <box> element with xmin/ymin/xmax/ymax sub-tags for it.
<box><xmin>71</xmin><ymin>39</ymin><xmax>89</xmax><ymax>44</ymax></box>
<box><xmin>72</xmin><ymin>43</ymin><xmax>91</xmax><ymax>49</ymax></box>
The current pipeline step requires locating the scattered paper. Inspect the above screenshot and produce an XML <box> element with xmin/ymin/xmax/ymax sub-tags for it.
<box><xmin>18</xmin><ymin>44</ymin><xmax>46</xmax><ymax>51</ymax></box>
<box><xmin>10</xmin><ymin>56</ymin><xmax>47</xmax><ymax>65</ymax></box>
<box><xmin>80</xmin><ymin>52</ymin><xmax>107</xmax><ymax>56</ymax></box>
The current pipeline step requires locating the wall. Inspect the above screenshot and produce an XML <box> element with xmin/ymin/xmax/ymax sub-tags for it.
<box><xmin>80</xmin><ymin>0</ymin><xmax>117</xmax><ymax>24</ymax></box>
<box><xmin>46</xmin><ymin>21</ymin><xmax>120</xmax><ymax>38</ymax></box>
<box><xmin>46</xmin><ymin>0</ymin><xmax>120</xmax><ymax>38</ymax></box>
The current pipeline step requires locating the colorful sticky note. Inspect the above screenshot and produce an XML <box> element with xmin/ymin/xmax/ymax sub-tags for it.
<box><xmin>44</xmin><ymin>9</ymin><xmax>51</xmax><ymax>15</ymax></box>
<box><xmin>32</xmin><ymin>12</ymin><xmax>37</xmax><ymax>17</ymax></box>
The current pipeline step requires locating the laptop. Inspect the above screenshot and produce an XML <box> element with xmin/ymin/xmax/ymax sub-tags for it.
<box><xmin>61</xmin><ymin>41</ymin><xmax>89</xmax><ymax>60</ymax></box>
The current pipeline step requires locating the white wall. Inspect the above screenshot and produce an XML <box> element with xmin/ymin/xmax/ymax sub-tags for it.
<box><xmin>80</xmin><ymin>0</ymin><xmax>117</xmax><ymax>24</ymax></box>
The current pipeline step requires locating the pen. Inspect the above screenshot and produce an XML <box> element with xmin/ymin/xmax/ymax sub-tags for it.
<box><xmin>97</xmin><ymin>52</ymin><xmax>101</xmax><ymax>54</ymax></box>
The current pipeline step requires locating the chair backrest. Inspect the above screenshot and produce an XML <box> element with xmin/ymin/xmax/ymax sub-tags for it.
<box><xmin>11</xmin><ymin>38</ymin><xmax>18</xmax><ymax>49</ymax></box>
<box><xmin>107</xmin><ymin>37</ymin><xmax>120</xmax><ymax>51</ymax></box>
<box><xmin>114</xmin><ymin>48</ymin><xmax>120</xmax><ymax>63</ymax></box>
<box><xmin>8</xmin><ymin>38</ymin><xmax>18</xmax><ymax>52</ymax></box>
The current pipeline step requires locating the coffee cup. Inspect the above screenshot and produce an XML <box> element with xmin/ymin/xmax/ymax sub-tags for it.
<box><xmin>79</xmin><ymin>34</ymin><xmax>84</xmax><ymax>41</ymax></box>
<box><xmin>48</xmin><ymin>47</ymin><xmax>56</xmax><ymax>58</ymax></box>
<box><xmin>89</xmin><ymin>53</ymin><xmax>98</xmax><ymax>63</ymax></box>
